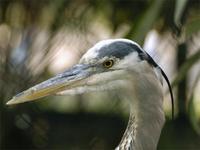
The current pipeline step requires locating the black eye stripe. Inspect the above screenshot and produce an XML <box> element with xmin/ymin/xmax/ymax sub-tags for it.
<box><xmin>128</xmin><ymin>43</ymin><xmax>158</xmax><ymax>67</ymax></box>
<box><xmin>97</xmin><ymin>42</ymin><xmax>134</xmax><ymax>59</ymax></box>
<box><xmin>96</xmin><ymin>41</ymin><xmax>158</xmax><ymax>68</ymax></box>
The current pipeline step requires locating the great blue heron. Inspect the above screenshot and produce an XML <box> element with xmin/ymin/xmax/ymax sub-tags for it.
<box><xmin>7</xmin><ymin>39</ymin><xmax>174</xmax><ymax>150</ymax></box>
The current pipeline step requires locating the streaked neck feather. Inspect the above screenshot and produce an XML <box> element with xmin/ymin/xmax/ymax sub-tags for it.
<box><xmin>116</xmin><ymin>68</ymin><xmax>165</xmax><ymax>150</ymax></box>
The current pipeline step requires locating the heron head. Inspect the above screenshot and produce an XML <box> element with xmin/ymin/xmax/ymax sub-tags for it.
<box><xmin>6</xmin><ymin>39</ymin><xmax>162</xmax><ymax>105</ymax></box>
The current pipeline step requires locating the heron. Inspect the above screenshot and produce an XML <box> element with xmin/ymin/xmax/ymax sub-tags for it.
<box><xmin>6</xmin><ymin>39</ymin><xmax>174</xmax><ymax>150</ymax></box>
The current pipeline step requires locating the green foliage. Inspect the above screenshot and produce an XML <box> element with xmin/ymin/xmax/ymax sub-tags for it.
<box><xmin>126</xmin><ymin>0</ymin><xmax>165</xmax><ymax>44</ymax></box>
<box><xmin>172</xmin><ymin>50</ymin><xmax>200</xmax><ymax>87</ymax></box>
<box><xmin>0</xmin><ymin>0</ymin><xmax>200</xmax><ymax>149</ymax></box>
<box><xmin>174</xmin><ymin>0</ymin><xmax>188</xmax><ymax>27</ymax></box>
<box><xmin>185</xmin><ymin>17</ymin><xmax>200</xmax><ymax>39</ymax></box>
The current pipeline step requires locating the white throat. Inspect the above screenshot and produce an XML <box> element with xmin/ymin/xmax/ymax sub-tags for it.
<box><xmin>116</xmin><ymin>62</ymin><xmax>165</xmax><ymax>150</ymax></box>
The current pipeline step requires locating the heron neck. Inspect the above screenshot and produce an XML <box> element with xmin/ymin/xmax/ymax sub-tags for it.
<box><xmin>116</xmin><ymin>73</ymin><xmax>165</xmax><ymax>150</ymax></box>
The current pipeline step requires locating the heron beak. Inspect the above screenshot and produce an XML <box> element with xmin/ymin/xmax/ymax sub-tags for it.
<box><xmin>6</xmin><ymin>64</ymin><xmax>92</xmax><ymax>105</ymax></box>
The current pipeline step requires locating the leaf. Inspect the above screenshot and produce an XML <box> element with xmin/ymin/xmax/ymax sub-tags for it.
<box><xmin>185</xmin><ymin>17</ymin><xmax>200</xmax><ymax>39</ymax></box>
<box><xmin>126</xmin><ymin>0</ymin><xmax>165</xmax><ymax>44</ymax></box>
<box><xmin>174</xmin><ymin>0</ymin><xmax>188</xmax><ymax>28</ymax></box>
<box><xmin>172</xmin><ymin>50</ymin><xmax>200</xmax><ymax>87</ymax></box>
<box><xmin>188</xmin><ymin>83</ymin><xmax>200</xmax><ymax>135</ymax></box>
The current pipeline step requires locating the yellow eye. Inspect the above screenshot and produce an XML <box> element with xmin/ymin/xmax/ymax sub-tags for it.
<box><xmin>103</xmin><ymin>59</ymin><xmax>114</xmax><ymax>68</ymax></box>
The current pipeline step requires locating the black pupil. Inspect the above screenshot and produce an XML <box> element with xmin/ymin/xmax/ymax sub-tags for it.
<box><xmin>105</xmin><ymin>60</ymin><xmax>112</xmax><ymax>67</ymax></box>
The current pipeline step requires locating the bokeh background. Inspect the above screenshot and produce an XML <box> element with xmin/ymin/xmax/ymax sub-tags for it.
<box><xmin>0</xmin><ymin>0</ymin><xmax>200</xmax><ymax>149</ymax></box>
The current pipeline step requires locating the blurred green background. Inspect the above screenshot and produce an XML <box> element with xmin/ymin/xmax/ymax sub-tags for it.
<box><xmin>0</xmin><ymin>0</ymin><xmax>200</xmax><ymax>149</ymax></box>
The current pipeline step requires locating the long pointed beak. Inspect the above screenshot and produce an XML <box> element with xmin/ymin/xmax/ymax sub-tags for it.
<box><xmin>6</xmin><ymin>64</ymin><xmax>91</xmax><ymax>105</ymax></box>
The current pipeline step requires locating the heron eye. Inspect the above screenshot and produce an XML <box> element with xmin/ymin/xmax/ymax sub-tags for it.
<box><xmin>103</xmin><ymin>59</ymin><xmax>114</xmax><ymax>68</ymax></box>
